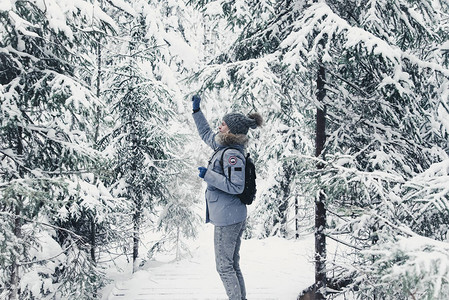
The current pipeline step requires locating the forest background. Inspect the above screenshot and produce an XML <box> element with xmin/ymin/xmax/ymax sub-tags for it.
<box><xmin>1</xmin><ymin>0</ymin><xmax>449</xmax><ymax>299</ymax></box>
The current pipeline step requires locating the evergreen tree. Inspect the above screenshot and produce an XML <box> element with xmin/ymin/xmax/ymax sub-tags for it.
<box><xmin>0</xmin><ymin>0</ymin><xmax>117</xmax><ymax>298</ymax></box>
<box><xmin>280</xmin><ymin>0</ymin><xmax>449</xmax><ymax>298</ymax></box>
<box><xmin>156</xmin><ymin>175</ymin><xmax>202</xmax><ymax>260</ymax></box>
<box><xmin>102</xmin><ymin>0</ymin><xmax>200</xmax><ymax>272</ymax></box>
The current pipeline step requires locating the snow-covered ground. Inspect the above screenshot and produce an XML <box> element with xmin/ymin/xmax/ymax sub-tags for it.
<box><xmin>102</xmin><ymin>225</ymin><xmax>315</xmax><ymax>299</ymax></box>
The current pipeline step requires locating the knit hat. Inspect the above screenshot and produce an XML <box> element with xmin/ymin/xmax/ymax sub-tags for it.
<box><xmin>223</xmin><ymin>112</ymin><xmax>263</xmax><ymax>135</ymax></box>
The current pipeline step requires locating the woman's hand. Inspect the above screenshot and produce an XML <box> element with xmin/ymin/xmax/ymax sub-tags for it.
<box><xmin>198</xmin><ymin>167</ymin><xmax>207</xmax><ymax>178</ymax></box>
<box><xmin>192</xmin><ymin>95</ymin><xmax>201</xmax><ymax>111</ymax></box>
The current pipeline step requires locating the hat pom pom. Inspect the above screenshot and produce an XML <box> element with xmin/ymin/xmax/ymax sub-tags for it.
<box><xmin>248</xmin><ymin>112</ymin><xmax>263</xmax><ymax>128</ymax></box>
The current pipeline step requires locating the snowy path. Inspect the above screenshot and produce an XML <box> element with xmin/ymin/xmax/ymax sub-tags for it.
<box><xmin>104</xmin><ymin>226</ymin><xmax>314</xmax><ymax>300</ymax></box>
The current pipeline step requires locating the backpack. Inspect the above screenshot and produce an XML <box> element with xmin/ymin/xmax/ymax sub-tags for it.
<box><xmin>220</xmin><ymin>147</ymin><xmax>257</xmax><ymax>205</ymax></box>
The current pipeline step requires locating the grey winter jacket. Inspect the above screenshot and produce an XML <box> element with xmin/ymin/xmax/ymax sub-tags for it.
<box><xmin>193</xmin><ymin>110</ymin><xmax>247</xmax><ymax>226</ymax></box>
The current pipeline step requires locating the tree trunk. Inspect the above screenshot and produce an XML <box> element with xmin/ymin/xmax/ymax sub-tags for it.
<box><xmin>94</xmin><ymin>22</ymin><xmax>102</xmax><ymax>143</ymax></box>
<box><xmin>10</xmin><ymin>126</ymin><xmax>24</xmax><ymax>300</ymax></box>
<box><xmin>314</xmin><ymin>64</ymin><xmax>327</xmax><ymax>299</ymax></box>
<box><xmin>176</xmin><ymin>226</ymin><xmax>180</xmax><ymax>261</ymax></box>
<box><xmin>9</xmin><ymin>205</ymin><xmax>21</xmax><ymax>300</ymax></box>
<box><xmin>90</xmin><ymin>16</ymin><xmax>103</xmax><ymax>266</ymax></box>
<box><xmin>273</xmin><ymin>159</ymin><xmax>292</xmax><ymax>237</ymax></box>
<box><xmin>295</xmin><ymin>196</ymin><xmax>300</xmax><ymax>239</ymax></box>
<box><xmin>133</xmin><ymin>222</ymin><xmax>139</xmax><ymax>268</ymax></box>
<box><xmin>132</xmin><ymin>206</ymin><xmax>141</xmax><ymax>273</ymax></box>
<box><xmin>90</xmin><ymin>215</ymin><xmax>96</xmax><ymax>263</ymax></box>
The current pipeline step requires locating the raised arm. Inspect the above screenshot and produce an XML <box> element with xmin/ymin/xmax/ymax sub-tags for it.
<box><xmin>192</xmin><ymin>95</ymin><xmax>218</xmax><ymax>150</ymax></box>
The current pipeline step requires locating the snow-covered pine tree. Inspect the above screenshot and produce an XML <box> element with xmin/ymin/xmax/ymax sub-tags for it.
<box><xmin>0</xmin><ymin>0</ymin><xmax>117</xmax><ymax>298</ymax></box>
<box><xmin>102</xmin><ymin>0</ymin><xmax>201</xmax><ymax>272</ymax></box>
<box><xmin>156</xmin><ymin>175</ymin><xmax>202</xmax><ymax>260</ymax></box>
<box><xmin>280</xmin><ymin>0</ymin><xmax>449</xmax><ymax>298</ymax></box>
<box><xmin>151</xmin><ymin>0</ymin><xmax>205</xmax><ymax>261</ymax></box>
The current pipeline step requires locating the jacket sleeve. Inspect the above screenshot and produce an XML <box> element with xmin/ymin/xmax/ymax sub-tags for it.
<box><xmin>192</xmin><ymin>110</ymin><xmax>218</xmax><ymax>150</ymax></box>
<box><xmin>203</xmin><ymin>150</ymin><xmax>245</xmax><ymax>194</ymax></box>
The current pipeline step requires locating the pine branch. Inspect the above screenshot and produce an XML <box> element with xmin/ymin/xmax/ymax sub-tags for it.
<box><xmin>323</xmin><ymin>65</ymin><xmax>372</xmax><ymax>98</ymax></box>
<box><xmin>18</xmin><ymin>241</ymin><xmax>77</xmax><ymax>267</ymax></box>
<box><xmin>0</xmin><ymin>211</ymin><xmax>89</xmax><ymax>267</ymax></box>
<box><xmin>0</xmin><ymin>211</ymin><xmax>85</xmax><ymax>241</ymax></box>
<box><xmin>326</xmin><ymin>234</ymin><xmax>362</xmax><ymax>251</ymax></box>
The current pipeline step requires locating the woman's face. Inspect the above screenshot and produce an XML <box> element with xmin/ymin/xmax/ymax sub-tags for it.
<box><xmin>219</xmin><ymin>121</ymin><xmax>230</xmax><ymax>134</ymax></box>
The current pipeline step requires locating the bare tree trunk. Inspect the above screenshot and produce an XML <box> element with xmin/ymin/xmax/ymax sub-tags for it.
<box><xmin>314</xmin><ymin>64</ymin><xmax>327</xmax><ymax>300</ymax></box>
<box><xmin>90</xmin><ymin>215</ymin><xmax>97</xmax><ymax>263</ymax></box>
<box><xmin>176</xmin><ymin>226</ymin><xmax>180</xmax><ymax>260</ymax></box>
<box><xmin>295</xmin><ymin>196</ymin><xmax>300</xmax><ymax>239</ymax></box>
<box><xmin>132</xmin><ymin>207</ymin><xmax>141</xmax><ymax>273</ymax></box>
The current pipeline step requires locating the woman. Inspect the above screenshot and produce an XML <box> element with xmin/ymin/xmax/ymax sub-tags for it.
<box><xmin>191</xmin><ymin>94</ymin><xmax>263</xmax><ymax>300</ymax></box>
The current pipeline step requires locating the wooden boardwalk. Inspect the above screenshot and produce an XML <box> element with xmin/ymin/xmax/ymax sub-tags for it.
<box><xmin>106</xmin><ymin>227</ymin><xmax>314</xmax><ymax>300</ymax></box>
<box><xmin>108</xmin><ymin>265</ymin><xmax>283</xmax><ymax>300</ymax></box>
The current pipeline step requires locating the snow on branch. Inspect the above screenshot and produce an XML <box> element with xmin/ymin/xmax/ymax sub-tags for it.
<box><xmin>404</xmin><ymin>157</ymin><xmax>449</xmax><ymax>213</ymax></box>
<box><xmin>192</xmin><ymin>53</ymin><xmax>282</xmax><ymax>108</ymax></box>
<box><xmin>282</xmin><ymin>2</ymin><xmax>401</xmax><ymax>62</ymax></box>
<box><xmin>281</xmin><ymin>2</ymin><xmax>449</xmax><ymax>77</ymax></box>
<box><xmin>362</xmin><ymin>225</ymin><xmax>449</xmax><ymax>299</ymax></box>
<box><xmin>0</xmin><ymin>211</ymin><xmax>84</xmax><ymax>243</ymax></box>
